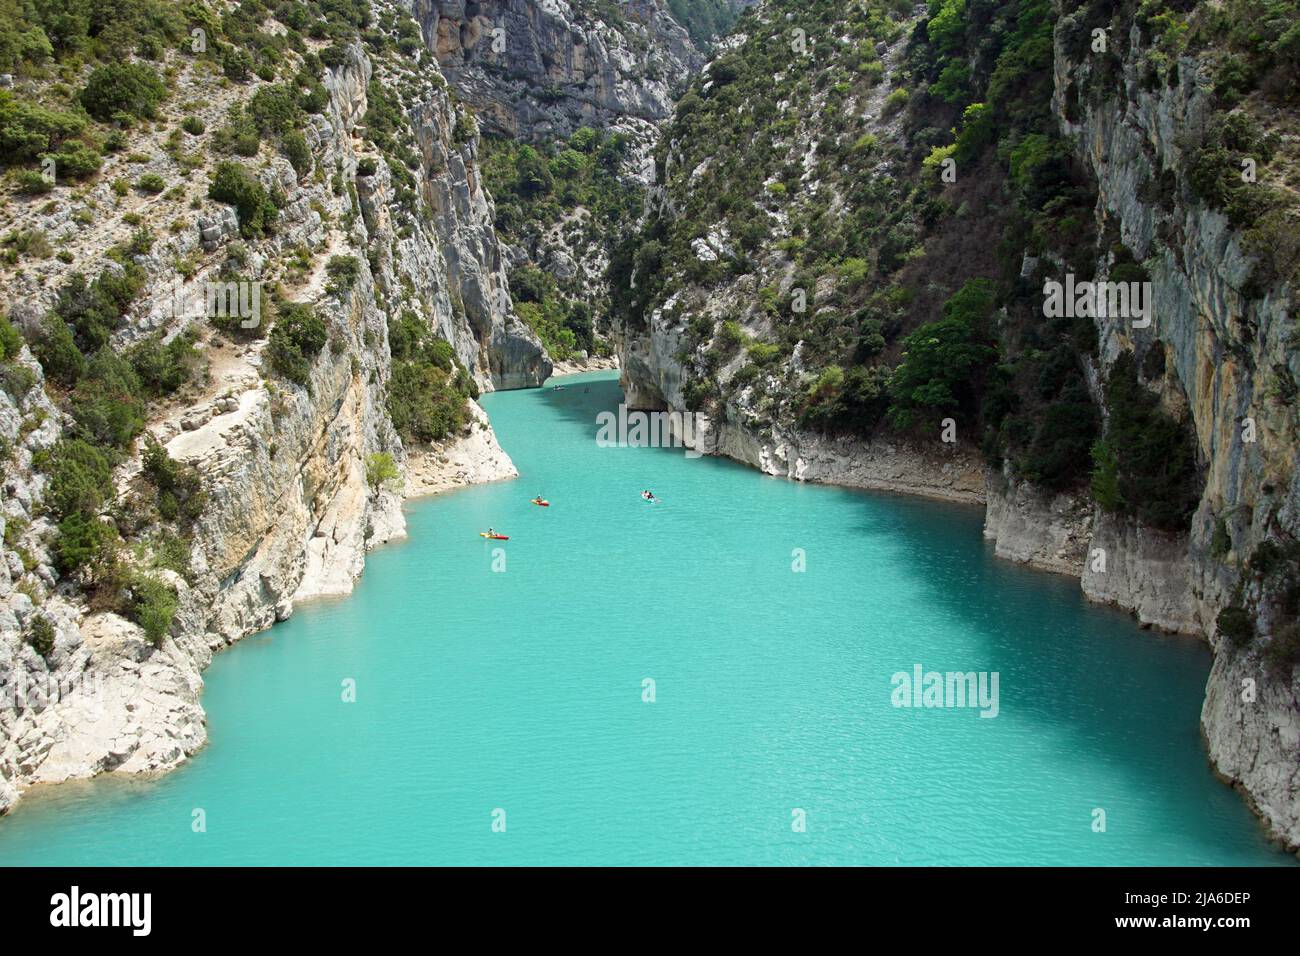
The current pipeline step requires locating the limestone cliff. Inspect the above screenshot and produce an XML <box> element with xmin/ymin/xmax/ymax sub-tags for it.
<box><xmin>410</xmin><ymin>0</ymin><xmax>745</xmax><ymax>368</ymax></box>
<box><xmin>409</xmin><ymin>0</ymin><xmax>703</xmax><ymax>141</ymax></box>
<box><xmin>1053</xmin><ymin>9</ymin><xmax>1300</xmax><ymax>850</ymax></box>
<box><xmin>0</xmin><ymin>22</ymin><xmax>536</xmax><ymax>813</ymax></box>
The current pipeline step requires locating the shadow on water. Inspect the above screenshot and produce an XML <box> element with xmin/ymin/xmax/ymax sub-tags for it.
<box><xmin>531</xmin><ymin>371</ymin><xmax>1291</xmax><ymax>862</ymax></box>
<box><xmin>527</xmin><ymin>372</ymin><xmax>625</xmax><ymax>436</ymax></box>
<box><xmin>830</xmin><ymin>484</ymin><xmax>1291</xmax><ymax>862</ymax></box>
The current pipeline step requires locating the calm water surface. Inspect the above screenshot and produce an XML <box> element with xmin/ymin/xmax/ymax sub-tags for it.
<box><xmin>0</xmin><ymin>372</ymin><xmax>1290</xmax><ymax>865</ymax></box>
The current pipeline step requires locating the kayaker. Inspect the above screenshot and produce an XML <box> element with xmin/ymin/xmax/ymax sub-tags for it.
<box><xmin>641</xmin><ymin>490</ymin><xmax>656</xmax><ymax>502</ymax></box>
<box><xmin>488</xmin><ymin>527</ymin><xmax>495</xmax><ymax>537</ymax></box>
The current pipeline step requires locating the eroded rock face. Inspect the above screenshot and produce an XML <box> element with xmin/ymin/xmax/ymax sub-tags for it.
<box><xmin>983</xmin><ymin>468</ymin><xmax>1092</xmax><ymax>577</ymax></box>
<box><xmin>408</xmin><ymin>0</ymin><xmax>702</xmax><ymax>140</ymax></box>
<box><xmin>0</xmin><ymin>36</ymin><xmax>534</xmax><ymax>815</ymax></box>
<box><xmin>369</xmin><ymin>88</ymin><xmax>551</xmax><ymax>391</ymax></box>
<box><xmin>1055</xmin><ymin>25</ymin><xmax>1299</xmax><ymax>852</ymax></box>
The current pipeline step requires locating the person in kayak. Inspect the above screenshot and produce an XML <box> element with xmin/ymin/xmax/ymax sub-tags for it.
<box><xmin>641</xmin><ymin>490</ymin><xmax>656</xmax><ymax>502</ymax></box>
<box><xmin>488</xmin><ymin>527</ymin><xmax>495</xmax><ymax>537</ymax></box>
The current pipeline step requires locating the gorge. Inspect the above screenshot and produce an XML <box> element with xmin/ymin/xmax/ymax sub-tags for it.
<box><xmin>0</xmin><ymin>0</ymin><xmax>1296</xmax><ymax>862</ymax></box>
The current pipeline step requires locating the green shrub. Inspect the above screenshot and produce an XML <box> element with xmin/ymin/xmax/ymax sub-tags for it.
<box><xmin>248</xmin><ymin>84</ymin><xmax>303</xmax><ymax>136</ymax></box>
<box><xmin>46</xmin><ymin>141</ymin><xmax>102</xmax><ymax>180</ymax></box>
<box><xmin>882</xmin><ymin>87</ymin><xmax>909</xmax><ymax>116</ymax></box>
<box><xmin>69</xmin><ymin>348</ymin><xmax>146</xmax><ymax>448</ymax></box>
<box><xmin>385</xmin><ymin>314</ymin><xmax>471</xmax><ymax>442</ymax></box>
<box><xmin>1017</xmin><ymin>399</ymin><xmax>1099</xmax><ymax>489</ymax></box>
<box><xmin>926</xmin><ymin>0</ymin><xmax>967</xmax><ymax>54</ymax></box>
<box><xmin>887</xmin><ymin>279</ymin><xmax>998</xmax><ymax>429</ymax></box>
<box><xmin>1087</xmin><ymin>438</ymin><xmax>1119</xmax><ymax>508</ymax></box>
<box><xmin>282</xmin><ymin>129</ymin><xmax>311</xmax><ymax>177</ymax></box>
<box><xmin>453</xmin><ymin>110</ymin><xmax>477</xmax><ymax>145</ymax></box>
<box><xmin>365</xmin><ymin>451</ymin><xmax>400</xmax><ymax>490</ymax></box>
<box><xmin>127</xmin><ymin>330</ymin><xmax>200</xmax><ymax>396</ymax></box>
<box><xmin>126</xmin><ymin>573</ymin><xmax>177</xmax><ymax>645</ymax></box>
<box><xmin>42</xmin><ymin>438</ymin><xmax>114</xmax><ymax>519</ymax></box>
<box><xmin>325</xmin><ymin>255</ymin><xmax>361</xmax><ymax>294</ymax></box>
<box><xmin>266</xmin><ymin>302</ymin><xmax>327</xmax><ymax>387</ymax></box>
<box><xmin>80</xmin><ymin>63</ymin><xmax>166</xmax><ymax>121</ymax></box>
<box><xmin>0</xmin><ymin>228</ymin><xmax>50</xmax><ymax>260</ymax></box>
<box><xmin>181</xmin><ymin>116</ymin><xmax>205</xmax><ymax>136</ymax></box>
<box><xmin>801</xmin><ymin>364</ymin><xmax>891</xmax><ymax>436</ymax></box>
<box><xmin>746</xmin><ymin>341</ymin><xmax>781</xmax><ymax>365</ymax></box>
<box><xmin>13</xmin><ymin>169</ymin><xmax>53</xmax><ymax>194</ymax></box>
<box><xmin>213</xmin><ymin>109</ymin><xmax>261</xmax><ymax>156</ymax></box>
<box><xmin>716</xmin><ymin>320</ymin><xmax>746</xmax><ymax>356</ymax></box>
<box><xmin>26</xmin><ymin>615</ymin><xmax>55</xmax><ymax>657</ymax></box>
<box><xmin>1217</xmin><ymin>605</ymin><xmax>1255</xmax><ymax>648</ymax></box>
<box><xmin>33</xmin><ymin>315</ymin><xmax>85</xmax><ymax>386</ymax></box>
<box><xmin>53</xmin><ymin>263</ymin><xmax>146</xmax><ymax>354</ymax></box>
<box><xmin>1091</xmin><ymin>352</ymin><xmax>1200</xmax><ymax>532</ymax></box>
<box><xmin>142</xmin><ymin>436</ymin><xmax>206</xmax><ymax>525</ymax></box>
<box><xmin>0</xmin><ymin>359</ymin><xmax>36</xmax><ymax>399</ymax></box>
<box><xmin>209</xmin><ymin>161</ymin><xmax>277</xmax><ymax>237</ymax></box>
<box><xmin>137</xmin><ymin>172</ymin><xmax>166</xmax><ymax>194</ymax></box>
<box><xmin>0</xmin><ymin>91</ymin><xmax>85</xmax><ymax>165</ymax></box>
<box><xmin>54</xmin><ymin>512</ymin><xmax>116</xmax><ymax>578</ymax></box>
<box><xmin>222</xmin><ymin>46</ymin><xmax>253</xmax><ymax>82</ymax></box>
<box><xmin>0</xmin><ymin>313</ymin><xmax>22</xmax><ymax>359</ymax></box>
<box><xmin>386</xmin><ymin>360</ymin><xmax>470</xmax><ymax>443</ymax></box>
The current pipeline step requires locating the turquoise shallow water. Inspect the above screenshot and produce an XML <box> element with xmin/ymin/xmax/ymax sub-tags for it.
<box><xmin>0</xmin><ymin>371</ymin><xmax>1292</xmax><ymax>865</ymax></box>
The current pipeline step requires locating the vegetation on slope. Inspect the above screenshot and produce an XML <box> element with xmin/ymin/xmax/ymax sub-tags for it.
<box><xmin>0</xmin><ymin>0</ymin><xmax>409</xmax><ymax>646</ymax></box>
<box><xmin>481</xmin><ymin>128</ymin><xmax>637</xmax><ymax>360</ymax></box>
<box><xmin>386</xmin><ymin>309</ymin><xmax>476</xmax><ymax>444</ymax></box>
<box><xmin>612</xmin><ymin>0</ymin><xmax>1210</xmax><ymax>526</ymax></box>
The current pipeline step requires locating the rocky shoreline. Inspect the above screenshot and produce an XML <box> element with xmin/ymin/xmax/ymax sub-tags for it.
<box><xmin>0</xmin><ymin>407</ymin><xmax>518</xmax><ymax>817</ymax></box>
<box><xmin>546</xmin><ymin>354</ymin><xmax>621</xmax><ymax>379</ymax></box>
<box><xmin>404</xmin><ymin>399</ymin><xmax>520</xmax><ymax>499</ymax></box>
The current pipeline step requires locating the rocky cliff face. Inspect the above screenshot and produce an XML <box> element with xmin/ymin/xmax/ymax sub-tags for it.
<box><xmin>0</xmin><ymin>28</ymin><xmax>534</xmax><ymax>813</ymax></box>
<box><xmin>614</xmin><ymin>10</ymin><xmax>977</xmax><ymax>502</ymax></box>
<box><xmin>409</xmin><ymin>0</ymin><xmax>702</xmax><ymax>141</ymax></box>
<box><xmin>1053</xmin><ymin>17</ymin><xmax>1300</xmax><ymax>850</ymax></box>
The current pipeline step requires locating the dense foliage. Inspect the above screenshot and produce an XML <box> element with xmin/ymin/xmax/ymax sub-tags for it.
<box><xmin>613</xmin><ymin>0</ymin><xmax>1107</xmax><ymax>487</ymax></box>
<box><xmin>481</xmin><ymin>127</ymin><xmax>637</xmax><ymax>359</ymax></box>
<box><xmin>385</xmin><ymin>310</ymin><xmax>475</xmax><ymax>444</ymax></box>
<box><xmin>1090</xmin><ymin>352</ymin><xmax>1201</xmax><ymax>532</ymax></box>
<box><xmin>266</xmin><ymin>302</ymin><xmax>328</xmax><ymax>388</ymax></box>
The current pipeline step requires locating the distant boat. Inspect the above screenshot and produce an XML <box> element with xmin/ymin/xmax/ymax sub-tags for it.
<box><xmin>480</xmin><ymin>532</ymin><xmax>510</xmax><ymax>540</ymax></box>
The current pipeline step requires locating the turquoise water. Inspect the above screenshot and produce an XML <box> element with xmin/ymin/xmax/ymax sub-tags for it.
<box><xmin>0</xmin><ymin>372</ymin><xmax>1291</xmax><ymax>865</ymax></box>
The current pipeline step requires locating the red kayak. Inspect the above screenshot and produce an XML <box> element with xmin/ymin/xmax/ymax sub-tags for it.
<box><xmin>479</xmin><ymin>533</ymin><xmax>510</xmax><ymax>540</ymax></box>
<box><xmin>531</xmin><ymin>499</ymin><xmax>550</xmax><ymax>507</ymax></box>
